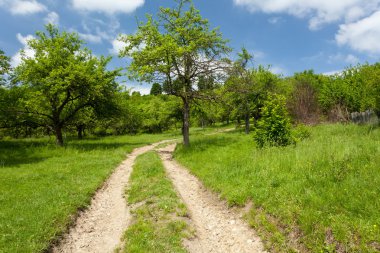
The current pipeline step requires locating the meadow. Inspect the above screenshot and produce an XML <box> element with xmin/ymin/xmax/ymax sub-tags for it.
<box><xmin>174</xmin><ymin>124</ymin><xmax>380</xmax><ymax>252</ymax></box>
<box><xmin>0</xmin><ymin>133</ymin><xmax>177</xmax><ymax>253</ymax></box>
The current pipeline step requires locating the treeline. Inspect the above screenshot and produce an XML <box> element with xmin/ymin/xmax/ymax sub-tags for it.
<box><xmin>0</xmin><ymin>1</ymin><xmax>379</xmax><ymax>146</ymax></box>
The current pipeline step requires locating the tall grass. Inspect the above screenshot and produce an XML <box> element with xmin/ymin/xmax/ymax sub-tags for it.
<box><xmin>0</xmin><ymin>133</ymin><xmax>176</xmax><ymax>253</ymax></box>
<box><xmin>174</xmin><ymin>124</ymin><xmax>380</xmax><ymax>252</ymax></box>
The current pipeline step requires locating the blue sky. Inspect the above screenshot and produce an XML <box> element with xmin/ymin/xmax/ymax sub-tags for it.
<box><xmin>1</xmin><ymin>0</ymin><xmax>380</xmax><ymax>94</ymax></box>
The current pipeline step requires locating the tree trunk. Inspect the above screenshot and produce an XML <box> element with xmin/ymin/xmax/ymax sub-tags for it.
<box><xmin>245</xmin><ymin>112</ymin><xmax>250</xmax><ymax>134</ymax></box>
<box><xmin>55</xmin><ymin>126</ymin><xmax>64</xmax><ymax>146</ymax></box>
<box><xmin>182</xmin><ymin>97</ymin><xmax>190</xmax><ymax>147</ymax></box>
<box><xmin>77</xmin><ymin>125</ymin><xmax>84</xmax><ymax>140</ymax></box>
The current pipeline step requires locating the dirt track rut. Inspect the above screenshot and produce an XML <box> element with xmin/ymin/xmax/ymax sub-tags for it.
<box><xmin>52</xmin><ymin>142</ymin><xmax>165</xmax><ymax>253</ymax></box>
<box><xmin>159</xmin><ymin>144</ymin><xmax>267</xmax><ymax>253</ymax></box>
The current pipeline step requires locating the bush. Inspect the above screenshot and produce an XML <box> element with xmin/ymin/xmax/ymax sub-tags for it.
<box><xmin>292</xmin><ymin>124</ymin><xmax>311</xmax><ymax>142</ymax></box>
<box><xmin>254</xmin><ymin>94</ymin><xmax>293</xmax><ymax>148</ymax></box>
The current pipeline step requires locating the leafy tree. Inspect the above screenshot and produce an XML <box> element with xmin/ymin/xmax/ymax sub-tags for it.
<box><xmin>0</xmin><ymin>49</ymin><xmax>10</xmax><ymax>86</ymax></box>
<box><xmin>254</xmin><ymin>94</ymin><xmax>293</xmax><ymax>148</ymax></box>
<box><xmin>119</xmin><ymin>0</ymin><xmax>230</xmax><ymax>146</ymax></box>
<box><xmin>225</xmin><ymin>48</ymin><xmax>278</xmax><ymax>133</ymax></box>
<box><xmin>13</xmin><ymin>24</ymin><xmax>119</xmax><ymax>146</ymax></box>
<box><xmin>287</xmin><ymin>70</ymin><xmax>325</xmax><ymax>124</ymax></box>
<box><xmin>150</xmin><ymin>82</ymin><xmax>163</xmax><ymax>95</ymax></box>
<box><xmin>318</xmin><ymin>64</ymin><xmax>379</xmax><ymax>121</ymax></box>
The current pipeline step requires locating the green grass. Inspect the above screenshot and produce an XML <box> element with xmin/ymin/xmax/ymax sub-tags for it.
<box><xmin>174</xmin><ymin>124</ymin><xmax>380</xmax><ymax>252</ymax></box>
<box><xmin>0</xmin><ymin>133</ymin><xmax>177</xmax><ymax>253</ymax></box>
<box><xmin>122</xmin><ymin>151</ymin><xmax>190</xmax><ymax>253</ymax></box>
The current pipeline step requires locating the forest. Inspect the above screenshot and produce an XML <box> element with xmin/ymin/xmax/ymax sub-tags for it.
<box><xmin>0</xmin><ymin>0</ymin><xmax>379</xmax><ymax>252</ymax></box>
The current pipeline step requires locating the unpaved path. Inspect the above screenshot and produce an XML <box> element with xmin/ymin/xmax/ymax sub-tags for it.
<box><xmin>53</xmin><ymin>141</ymin><xmax>169</xmax><ymax>253</ymax></box>
<box><xmin>158</xmin><ymin>144</ymin><xmax>267</xmax><ymax>253</ymax></box>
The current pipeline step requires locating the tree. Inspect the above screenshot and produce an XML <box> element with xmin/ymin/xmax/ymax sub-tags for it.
<box><xmin>13</xmin><ymin>24</ymin><xmax>119</xmax><ymax>146</ymax></box>
<box><xmin>225</xmin><ymin>48</ymin><xmax>278</xmax><ymax>134</ymax></box>
<box><xmin>0</xmin><ymin>49</ymin><xmax>10</xmax><ymax>86</ymax></box>
<box><xmin>287</xmin><ymin>70</ymin><xmax>325</xmax><ymax>124</ymax></box>
<box><xmin>150</xmin><ymin>82</ymin><xmax>163</xmax><ymax>95</ymax></box>
<box><xmin>119</xmin><ymin>0</ymin><xmax>230</xmax><ymax>146</ymax></box>
<box><xmin>0</xmin><ymin>50</ymin><xmax>11</xmax><ymax>131</ymax></box>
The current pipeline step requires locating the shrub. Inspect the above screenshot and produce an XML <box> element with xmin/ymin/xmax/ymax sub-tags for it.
<box><xmin>292</xmin><ymin>124</ymin><xmax>311</xmax><ymax>142</ymax></box>
<box><xmin>254</xmin><ymin>94</ymin><xmax>293</xmax><ymax>148</ymax></box>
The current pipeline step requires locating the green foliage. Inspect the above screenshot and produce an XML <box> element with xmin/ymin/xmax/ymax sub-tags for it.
<box><xmin>174</xmin><ymin>125</ymin><xmax>380</xmax><ymax>252</ymax></box>
<box><xmin>119</xmin><ymin>0</ymin><xmax>231</xmax><ymax>146</ymax></box>
<box><xmin>287</xmin><ymin>70</ymin><xmax>325</xmax><ymax>124</ymax></box>
<box><xmin>225</xmin><ymin>48</ymin><xmax>279</xmax><ymax>134</ymax></box>
<box><xmin>291</xmin><ymin>124</ymin><xmax>311</xmax><ymax>142</ymax></box>
<box><xmin>254</xmin><ymin>94</ymin><xmax>293</xmax><ymax>148</ymax></box>
<box><xmin>123</xmin><ymin>151</ymin><xmax>190</xmax><ymax>253</ymax></box>
<box><xmin>0</xmin><ymin>133</ymin><xmax>178</xmax><ymax>253</ymax></box>
<box><xmin>12</xmin><ymin>24</ymin><xmax>119</xmax><ymax>145</ymax></box>
<box><xmin>150</xmin><ymin>82</ymin><xmax>163</xmax><ymax>95</ymax></box>
<box><xmin>0</xmin><ymin>49</ymin><xmax>10</xmax><ymax>86</ymax></box>
<box><xmin>319</xmin><ymin>64</ymin><xmax>380</xmax><ymax>119</ymax></box>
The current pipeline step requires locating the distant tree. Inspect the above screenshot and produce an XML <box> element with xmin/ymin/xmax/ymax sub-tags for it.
<box><xmin>0</xmin><ymin>50</ymin><xmax>11</xmax><ymax>130</ymax></box>
<box><xmin>150</xmin><ymin>82</ymin><xmax>162</xmax><ymax>95</ymax></box>
<box><xmin>13</xmin><ymin>24</ymin><xmax>119</xmax><ymax>146</ymax></box>
<box><xmin>0</xmin><ymin>49</ymin><xmax>10</xmax><ymax>86</ymax></box>
<box><xmin>119</xmin><ymin>0</ymin><xmax>230</xmax><ymax>146</ymax></box>
<box><xmin>225</xmin><ymin>48</ymin><xmax>278</xmax><ymax>134</ymax></box>
<box><xmin>318</xmin><ymin>64</ymin><xmax>380</xmax><ymax>122</ymax></box>
<box><xmin>287</xmin><ymin>70</ymin><xmax>325</xmax><ymax>124</ymax></box>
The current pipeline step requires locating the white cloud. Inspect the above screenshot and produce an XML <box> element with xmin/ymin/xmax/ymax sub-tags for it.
<box><xmin>109</xmin><ymin>39</ymin><xmax>127</xmax><ymax>55</ymax></box>
<box><xmin>78</xmin><ymin>32</ymin><xmax>103</xmax><ymax>44</ymax></box>
<box><xmin>328</xmin><ymin>53</ymin><xmax>359</xmax><ymax>65</ymax></box>
<box><xmin>9</xmin><ymin>0</ymin><xmax>47</xmax><ymax>15</ymax></box>
<box><xmin>233</xmin><ymin>0</ymin><xmax>380</xmax><ymax>30</ymax></box>
<box><xmin>109</xmin><ymin>37</ymin><xmax>146</xmax><ymax>56</ymax></box>
<box><xmin>44</xmin><ymin>11</ymin><xmax>59</xmax><ymax>25</ymax></box>
<box><xmin>345</xmin><ymin>54</ymin><xmax>360</xmax><ymax>64</ymax></box>
<box><xmin>323</xmin><ymin>70</ymin><xmax>342</xmax><ymax>76</ymax></box>
<box><xmin>268</xmin><ymin>16</ymin><xmax>283</xmax><ymax>24</ymax></box>
<box><xmin>11</xmin><ymin>33</ymin><xmax>35</xmax><ymax>67</ymax></box>
<box><xmin>16</xmin><ymin>33</ymin><xmax>34</xmax><ymax>46</ymax></box>
<box><xmin>270</xmin><ymin>65</ymin><xmax>287</xmax><ymax>75</ymax></box>
<box><xmin>129</xmin><ymin>85</ymin><xmax>150</xmax><ymax>95</ymax></box>
<box><xmin>72</xmin><ymin>0</ymin><xmax>144</xmax><ymax>14</ymax></box>
<box><xmin>336</xmin><ymin>11</ymin><xmax>380</xmax><ymax>55</ymax></box>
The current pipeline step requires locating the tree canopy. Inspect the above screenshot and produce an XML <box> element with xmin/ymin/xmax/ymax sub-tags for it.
<box><xmin>0</xmin><ymin>49</ymin><xmax>10</xmax><ymax>86</ymax></box>
<box><xmin>119</xmin><ymin>0</ymin><xmax>231</xmax><ymax>146</ymax></box>
<box><xmin>12</xmin><ymin>24</ymin><xmax>120</xmax><ymax>145</ymax></box>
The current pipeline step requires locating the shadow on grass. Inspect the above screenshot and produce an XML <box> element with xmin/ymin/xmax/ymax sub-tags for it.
<box><xmin>67</xmin><ymin>142</ymin><xmax>147</xmax><ymax>151</ymax></box>
<box><xmin>0</xmin><ymin>140</ymin><xmax>49</xmax><ymax>168</ymax></box>
<box><xmin>0</xmin><ymin>138</ymin><xmax>142</xmax><ymax>168</ymax></box>
<box><xmin>178</xmin><ymin>134</ymin><xmax>239</xmax><ymax>153</ymax></box>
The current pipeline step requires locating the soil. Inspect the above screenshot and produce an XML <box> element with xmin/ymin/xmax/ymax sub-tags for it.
<box><xmin>158</xmin><ymin>144</ymin><xmax>267</xmax><ymax>253</ymax></box>
<box><xmin>52</xmin><ymin>141</ymin><xmax>168</xmax><ymax>253</ymax></box>
<box><xmin>52</xmin><ymin>139</ymin><xmax>266</xmax><ymax>253</ymax></box>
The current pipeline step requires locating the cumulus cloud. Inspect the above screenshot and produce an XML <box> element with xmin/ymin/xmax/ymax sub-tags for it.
<box><xmin>109</xmin><ymin>39</ymin><xmax>127</xmax><ymax>55</ymax></box>
<box><xmin>233</xmin><ymin>0</ymin><xmax>380</xmax><ymax>30</ymax></box>
<box><xmin>6</xmin><ymin>0</ymin><xmax>47</xmax><ymax>15</ymax></box>
<box><xmin>11</xmin><ymin>33</ymin><xmax>35</xmax><ymax>67</ymax></box>
<box><xmin>336</xmin><ymin>11</ymin><xmax>380</xmax><ymax>55</ymax></box>
<box><xmin>109</xmin><ymin>37</ymin><xmax>146</xmax><ymax>56</ymax></box>
<box><xmin>72</xmin><ymin>0</ymin><xmax>144</xmax><ymax>14</ymax></box>
<box><xmin>78</xmin><ymin>32</ymin><xmax>103</xmax><ymax>44</ymax></box>
<box><xmin>44</xmin><ymin>11</ymin><xmax>59</xmax><ymax>25</ymax></box>
<box><xmin>328</xmin><ymin>53</ymin><xmax>360</xmax><ymax>65</ymax></box>
<box><xmin>270</xmin><ymin>65</ymin><xmax>287</xmax><ymax>75</ymax></box>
